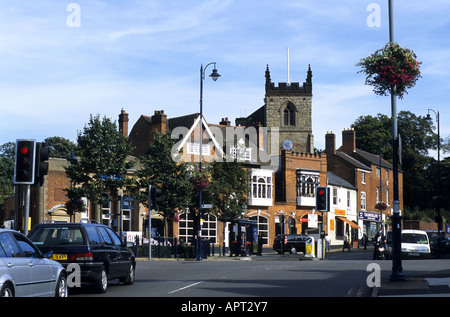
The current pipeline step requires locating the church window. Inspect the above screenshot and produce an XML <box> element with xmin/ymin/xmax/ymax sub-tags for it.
<box><xmin>283</xmin><ymin>103</ymin><xmax>296</xmax><ymax>126</ymax></box>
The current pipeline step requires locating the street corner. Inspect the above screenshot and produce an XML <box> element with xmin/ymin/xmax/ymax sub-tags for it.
<box><xmin>376</xmin><ymin>277</ymin><xmax>431</xmax><ymax>297</ymax></box>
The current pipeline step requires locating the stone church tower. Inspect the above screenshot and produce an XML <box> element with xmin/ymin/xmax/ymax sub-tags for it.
<box><xmin>236</xmin><ymin>65</ymin><xmax>314</xmax><ymax>155</ymax></box>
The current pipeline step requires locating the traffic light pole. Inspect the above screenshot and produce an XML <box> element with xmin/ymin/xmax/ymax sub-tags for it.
<box><xmin>24</xmin><ymin>185</ymin><xmax>31</xmax><ymax>235</ymax></box>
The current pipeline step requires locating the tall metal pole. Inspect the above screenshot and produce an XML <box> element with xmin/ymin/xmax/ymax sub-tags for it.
<box><xmin>148</xmin><ymin>185</ymin><xmax>152</xmax><ymax>261</ymax></box>
<box><xmin>196</xmin><ymin>62</ymin><xmax>220</xmax><ymax>261</ymax></box>
<box><xmin>388</xmin><ymin>0</ymin><xmax>404</xmax><ymax>281</ymax></box>
<box><xmin>197</xmin><ymin>64</ymin><xmax>204</xmax><ymax>261</ymax></box>
<box><xmin>428</xmin><ymin>109</ymin><xmax>442</xmax><ymax>257</ymax></box>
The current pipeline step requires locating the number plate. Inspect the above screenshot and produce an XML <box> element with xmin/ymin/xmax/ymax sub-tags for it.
<box><xmin>51</xmin><ymin>254</ymin><xmax>68</xmax><ymax>261</ymax></box>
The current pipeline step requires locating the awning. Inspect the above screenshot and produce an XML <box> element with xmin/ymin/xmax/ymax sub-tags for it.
<box><xmin>337</xmin><ymin>217</ymin><xmax>360</xmax><ymax>229</ymax></box>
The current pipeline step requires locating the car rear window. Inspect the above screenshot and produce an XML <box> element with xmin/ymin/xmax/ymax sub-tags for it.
<box><xmin>29</xmin><ymin>227</ymin><xmax>85</xmax><ymax>246</ymax></box>
<box><xmin>402</xmin><ymin>233</ymin><xmax>428</xmax><ymax>244</ymax></box>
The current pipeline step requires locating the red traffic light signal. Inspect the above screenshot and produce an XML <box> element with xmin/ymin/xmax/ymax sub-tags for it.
<box><xmin>316</xmin><ymin>186</ymin><xmax>329</xmax><ymax>211</ymax></box>
<box><xmin>14</xmin><ymin>139</ymin><xmax>36</xmax><ymax>184</ymax></box>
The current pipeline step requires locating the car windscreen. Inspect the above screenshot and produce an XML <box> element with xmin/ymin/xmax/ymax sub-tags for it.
<box><xmin>29</xmin><ymin>227</ymin><xmax>85</xmax><ymax>246</ymax></box>
<box><xmin>401</xmin><ymin>233</ymin><xmax>428</xmax><ymax>244</ymax></box>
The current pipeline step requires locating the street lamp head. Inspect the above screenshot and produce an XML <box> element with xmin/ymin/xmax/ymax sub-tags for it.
<box><xmin>209</xmin><ymin>67</ymin><xmax>221</xmax><ymax>81</ymax></box>
<box><xmin>426</xmin><ymin>113</ymin><xmax>431</xmax><ymax>120</ymax></box>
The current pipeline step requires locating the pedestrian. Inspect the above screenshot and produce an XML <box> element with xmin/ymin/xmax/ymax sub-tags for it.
<box><xmin>325</xmin><ymin>234</ymin><xmax>331</xmax><ymax>252</ymax></box>
<box><xmin>362</xmin><ymin>234</ymin><xmax>368</xmax><ymax>250</ymax></box>
<box><xmin>373</xmin><ymin>231</ymin><xmax>381</xmax><ymax>260</ymax></box>
<box><xmin>257</xmin><ymin>233</ymin><xmax>263</xmax><ymax>256</ymax></box>
<box><xmin>343</xmin><ymin>232</ymin><xmax>350</xmax><ymax>252</ymax></box>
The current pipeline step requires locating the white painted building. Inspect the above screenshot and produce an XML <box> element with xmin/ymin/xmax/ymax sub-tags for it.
<box><xmin>326</xmin><ymin>172</ymin><xmax>359</xmax><ymax>247</ymax></box>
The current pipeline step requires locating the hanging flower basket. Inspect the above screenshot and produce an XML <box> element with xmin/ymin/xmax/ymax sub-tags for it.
<box><xmin>375</xmin><ymin>202</ymin><xmax>388</xmax><ymax>211</ymax></box>
<box><xmin>65</xmin><ymin>198</ymin><xmax>86</xmax><ymax>214</ymax></box>
<box><xmin>356</xmin><ymin>42</ymin><xmax>422</xmax><ymax>99</ymax></box>
<box><xmin>190</xmin><ymin>172</ymin><xmax>210</xmax><ymax>190</ymax></box>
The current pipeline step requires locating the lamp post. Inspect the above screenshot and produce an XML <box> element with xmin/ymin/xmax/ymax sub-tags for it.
<box><xmin>388</xmin><ymin>0</ymin><xmax>404</xmax><ymax>281</ymax></box>
<box><xmin>197</xmin><ymin>62</ymin><xmax>220</xmax><ymax>261</ymax></box>
<box><xmin>427</xmin><ymin>108</ymin><xmax>442</xmax><ymax>258</ymax></box>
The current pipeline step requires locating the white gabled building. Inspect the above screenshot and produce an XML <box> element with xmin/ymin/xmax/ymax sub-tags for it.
<box><xmin>326</xmin><ymin>172</ymin><xmax>359</xmax><ymax>248</ymax></box>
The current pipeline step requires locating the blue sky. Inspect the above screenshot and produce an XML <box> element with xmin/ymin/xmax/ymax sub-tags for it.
<box><xmin>0</xmin><ymin>0</ymin><xmax>449</xmax><ymax>156</ymax></box>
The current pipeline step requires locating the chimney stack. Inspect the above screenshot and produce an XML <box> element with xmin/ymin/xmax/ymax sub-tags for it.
<box><xmin>341</xmin><ymin>128</ymin><xmax>356</xmax><ymax>153</ymax></box>
<box><xmin>219</xmin><ymin>117</ymin><xmax>231</xmax><ymax>126</ymax></box>
<box><xmin>151</xmin><ymin>110</ymin><xmax>168</xmax><ymax>135</ymax></box>
<box><xmin>325</xmin><ymin>131</ymin><xmax>335</xmax><ymax>155</ymax></box>
<box><xmin>118</xmin><ymin>108</ymin><xmax>129</xmax><ymax>137</ymax></box>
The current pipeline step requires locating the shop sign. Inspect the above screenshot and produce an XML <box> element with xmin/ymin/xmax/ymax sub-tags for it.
<box><xmin>358</xmin><ymin>211</ymin><xmax>382</xmax><ymax>222</ymax></box>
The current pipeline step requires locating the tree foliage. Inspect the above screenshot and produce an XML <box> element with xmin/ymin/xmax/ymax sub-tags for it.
<box><xmin>0</xmin><ymin>142</ymin><xmax>15</xmax><ymax>204</ymax></box>
<box><xmin>65</xmin><ymin>115</ymin><xmax>135</xmax><ymax>209</ymax></box>
<box><xmin>351</xmin><ymin>111</ymin><xmax>449</xmax><ymax>214</ymax></box>
<box><xmin>137</xmin><ymin>131</ymin><xmax>193</xmax><ymax>221</ymax></box>
<box><xmin>44</xmin><ymin>136</ymin><xmax>77</xmax><ymax>159</ymax></box>
<box><xmin>207</xmin><ymin>160</ymin><xmax>249</xmax><ymax>221</ymax></box>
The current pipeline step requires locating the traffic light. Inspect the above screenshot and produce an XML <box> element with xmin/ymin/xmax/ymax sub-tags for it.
<box><xmin>14</xmin><ymin>139</ymin><xmax>36</xmax><ymax>184</ymax></box>
<box><xmin>316</xmin><ymin>186</ymin><xmax>329</xmax><ymax>211</ymax></box>
<box><xmin>34</xmin><ymin>142</ymin><xmax>49</xmax><ymax>186</ymax></box>
<box><xmin>150</xmin><ymin>187</ymin><xmax>162</xmax><ymax>210</ymax></box>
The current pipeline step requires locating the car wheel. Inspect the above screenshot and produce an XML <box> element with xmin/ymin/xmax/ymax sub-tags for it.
<box><xmin>290</xmin><ymin>247</ymin><xmax>297</xmax><ymax>254</ymax></box>
<box><xmin>122</xmin><ymin>262</ymin><xmax>135</xmax><ymax>285</ymax></box>
<box><xmin>55</xmin><ymin>273</ymin><xmax>68</xmax><ymax>297</ymax></box>
<box><xmin>95</xmin><ymin>266</ymin><xmax>108</xmax><ymax>293</ymax></box>
<box><xmin>1</xmin><ymin>282</ymin><xmax>14</xmax><ymax>297</ymax></box>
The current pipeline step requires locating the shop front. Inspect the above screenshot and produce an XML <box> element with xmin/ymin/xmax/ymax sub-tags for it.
<box><xmin>358</xmin><ymin>211</ymin><xmax>383</xmax><ymax>240</ymax></box>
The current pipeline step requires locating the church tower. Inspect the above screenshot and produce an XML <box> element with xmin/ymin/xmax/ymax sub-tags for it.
<box><xmin>264</xmin><ymin>64</ymin><xmax>314</xmax><ymax>154</ymax></box>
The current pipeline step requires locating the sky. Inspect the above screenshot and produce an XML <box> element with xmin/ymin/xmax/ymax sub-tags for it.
<box><xmin>0</xmin><ymin>0</ymin><xmax>449</xmax><ymax>157</ymax></box>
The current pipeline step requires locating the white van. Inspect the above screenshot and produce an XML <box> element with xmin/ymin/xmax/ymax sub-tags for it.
<box><xmin>401</xmin><ymin>229</ymin><xmax>431</xmax><ymax>259</ymax></box>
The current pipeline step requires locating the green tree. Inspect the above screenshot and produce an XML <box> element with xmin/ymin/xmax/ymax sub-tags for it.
<box><xmin>351</xmin><ymin>111</ymin><xmax>438</xmax><ymax>211</ymax></box>
<box><xmin>65</xmin><ymin>115</ymin><xmax>135</xmax><ymax>217</ymax></box>
<box><xmin>207</xmin><ymin>160</ymin><xmax>248</xmax><ymax>221</ymax></box>
<box><xmin>137</xmin><ymin>131</ymin><xmax>193</xmax><ymax>223</ymax></box>
<box><xmin>0</xmin><ymin>142</ymin><xmax>15</xmax><ymax>204</ymax></box>
<box><xmin>44</xmin><ymin>136</ymin><xmax>77</xmax><ymax>159</ymax></box>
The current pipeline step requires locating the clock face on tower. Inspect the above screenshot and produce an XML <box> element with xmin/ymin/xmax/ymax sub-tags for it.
<box><xmin>282</xmin><ymin>139</ymin><xmax>293</xmax><ymax>151</ymax></box>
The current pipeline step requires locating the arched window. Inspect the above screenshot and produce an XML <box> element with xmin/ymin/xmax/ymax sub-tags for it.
<box><xmin>283</xmin><ymin>103</ymin><xmax>296</xmax><ymax>126</ymax></box>
<box><xmin>250</xmin><ymin>215</ymin><xmax>269</xmax><ymax>245</ymax></box>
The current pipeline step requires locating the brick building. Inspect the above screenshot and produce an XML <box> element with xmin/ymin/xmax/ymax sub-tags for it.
<box><xmin>325</xmin><ymin>128</ymin><xmax>404</xmax><ymax>241</ymax></box>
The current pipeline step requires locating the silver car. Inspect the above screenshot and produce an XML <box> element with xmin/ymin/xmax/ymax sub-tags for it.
<box><xmin>0</xmin><ymin>229</ymin><xmax>67</xmax><ymax>297</ymax></box>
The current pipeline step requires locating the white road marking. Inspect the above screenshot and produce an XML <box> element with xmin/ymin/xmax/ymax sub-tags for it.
<box><xmin>168</xmin><ymin>281</ymin><xmax>204</xmax><ymax>294</ymax></box>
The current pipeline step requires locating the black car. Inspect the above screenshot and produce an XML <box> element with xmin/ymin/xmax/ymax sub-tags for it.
<box><xmin>28</xmin><ymin>220</ymin><xmax>135</xmax><ymax>294</ymax></box>
<box><xmin>273</xmin><ymin>234</ymin><xmax>309</xmax><ymax>254</ymax></box>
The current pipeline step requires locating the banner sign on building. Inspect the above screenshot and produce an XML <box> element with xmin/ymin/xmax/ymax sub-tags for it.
<box><xmin>358</xmin><ymin>211</ymin><xmax>382</xmax><ymax>222</ymax></box>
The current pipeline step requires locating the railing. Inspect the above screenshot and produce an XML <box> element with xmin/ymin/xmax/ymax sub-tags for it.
<box><xmin>125</xmin><ymin>234</ymin><xmax>222</xmax><ymax>259</ymax></box>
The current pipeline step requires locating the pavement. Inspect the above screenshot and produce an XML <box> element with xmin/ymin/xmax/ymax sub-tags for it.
<box><xmin>375</xmin><ymin>270</ymin><xmax>450</xmax><ymax>297</ymax></box>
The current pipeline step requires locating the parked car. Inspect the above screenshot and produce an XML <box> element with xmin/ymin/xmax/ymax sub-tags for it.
<box><xmin>401</xmin><ymin>229</ymin><xmax>431</xmax><ymax>259</ymax></box>
<box><xmin>0</xmin><ymin>229</ymin><xmax>67</xmax><ymax>297</ymax></box>
<box><xmin>273</xmin><ymin>234</ymin><xmax>309</xmax><ymax>254</ymax></box>
<box><xmin>28</xmin><ymin>220</ymin><xmax>135</xmax><ymax>294</ymax></box>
